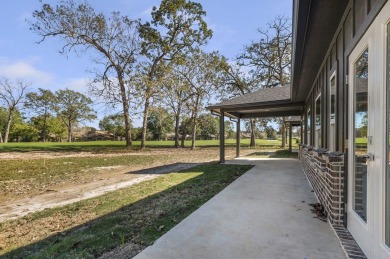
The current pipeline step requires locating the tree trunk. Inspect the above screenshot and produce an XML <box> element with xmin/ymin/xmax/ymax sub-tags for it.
<box><xmin>141</xmin><ymin>96</ymin><xmax>150</xmax><ymax>150</ymax></box>
<box><xmin>281</xmin><ymin>117</ymin><xmax>286</xmax><ymax>148</ymax></box>
<box><xmin>0</xmin><ymin>132</ymin><xmax>3</xmax><ymax>143</ymax></box>
<box><xmin>67</xmin><ymin>121</ymin><xmax>72</xmax><ymax>142</ymax></box>
<box><xmin>174</xmin><ymin>114</ymin><xmax>180</xmax><ymax>147</ymax></box>
<box><xmin>158</xmin><ymin>125</ymin><xmax>162</xmax><ymax>141</ymax></box>
<box><xmin>118</xmin><ymin>76</ymin><xmax>132</xmax><ymax>148</ymax></box>
<box><xmin>174</xmin><ymin>103</ymin><xmax>182</xmax><ymax>148</ymax></box>
<box><xmin>191</xmin><ymin>96</ymin><xmax>200</xmax><ymax>150</ymax></box>
<box><xmin>43</xmin><ymin>112</ymin><xmax>47</xmax><ymax>142</ymax></box>
<box><xmin>250</xmin><ymin>118</ymin><xmax>256</xmax><ymax>147</ymax></box>
<box><xmin>181</xmin><ymin>127</ymin><xmax>186</xmax><ymax>148</ymax></box>
<box><xmin>4</xmin><ymin>111</ymin><xmax>13</xmax><ymax>143</ymax></box>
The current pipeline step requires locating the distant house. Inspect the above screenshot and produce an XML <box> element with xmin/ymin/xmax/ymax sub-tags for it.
<box><xmin>86</xmin><ymin>130</ymin><xmax>114</xmax><ymax>141</ymax></box>
<box><xmin>208</xmin><ymin>1</ymin><xmax>390</xmax><ymax>258</ymax></box>
<box><xmin>73</xmin><ymin>128</ymin><xmax>114</xmax><ymax>141</ymax></box>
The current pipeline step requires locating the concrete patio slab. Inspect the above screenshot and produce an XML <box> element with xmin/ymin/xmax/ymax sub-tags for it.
<box><xmin>135</xmin><ymin>158</ymin><xmax>346</xmax><ymax>259</ymax></box>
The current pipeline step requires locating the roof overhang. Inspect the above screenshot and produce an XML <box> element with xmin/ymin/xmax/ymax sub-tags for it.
<box><xmin>208</xmin><ymin>99</ymin><xmax>304</xmax><ymax>119</ymax></box>
<box><xmin>207</xmin><ymin>86</ymin><xmax>304</xmax><ymax>119</ymax></box>
<box><xmin>291</xmin><ymin>0</ymin><xmax>348</xmax><ymax>102</ymax></box>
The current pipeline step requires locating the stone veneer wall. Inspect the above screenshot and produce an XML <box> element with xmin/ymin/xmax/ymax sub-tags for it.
<box><xmin>299</xmin><ymin>145</ymin><xmax>345</xmax><ymax>225</ymax></box>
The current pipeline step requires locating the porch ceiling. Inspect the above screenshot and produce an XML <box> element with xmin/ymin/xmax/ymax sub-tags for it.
<box><xmin>207</xmin><ymin>86</ymin><xmax>304</xmax><ymax>119</ymax></box>
<box><xmin>291</xmin><ymin>0</ymin><xmax>348</xmax><ymax>102</ymax></box>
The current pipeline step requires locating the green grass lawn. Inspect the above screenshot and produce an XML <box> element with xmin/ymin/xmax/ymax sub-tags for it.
<box><xmin>355</xmin><ymin>137</ymin><xmax>367</xmax><ymax>144</ymax></box>
<box><xmin>0</xmin><ymin>163</ymin><xmax>253</xmax><ymax>259</ymax></box>
<box><xmin>0</xmin><ymin>139</ymin><xmax>294</xmax><ymax>153</ymax></box>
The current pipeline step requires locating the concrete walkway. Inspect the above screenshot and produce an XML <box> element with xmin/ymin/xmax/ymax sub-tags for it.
<box><xmin>135</xmin><ymin>158</ymin><xmax>346</xmax><ymax>259</ymax></box>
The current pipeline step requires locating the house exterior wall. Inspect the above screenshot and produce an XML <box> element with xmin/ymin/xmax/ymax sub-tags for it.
<box><xmin>301</xmin><ymin>0</ymin><xmax>387</xmax><ymax>222</ymax></box>
<box><xmin>298</xmin><ymin>0</ymin><xmax>390</xmax><ymax>257</ymax></box>
<box><xmin>302</xmin><ymin>0</ymin><xmax>387</xmax><ymax>152</ymax></box>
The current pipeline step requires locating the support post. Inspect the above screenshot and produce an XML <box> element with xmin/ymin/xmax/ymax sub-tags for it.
<box><xmin>236</xmin><ymin>118</ymin><xmax>241</xmax><ymax>158</ymax></box>
<box><xmin>289</xmin><ymin>122</ymin><xmax>293</xmax><ymax>152</ymax></box>
<box><xmin>220</xmin><ymin>111</ymin><xmax>225</xmax><ymax>163</ymax></box>
<box><xmin>300</xmin><ymin>115</ymin><xmax>303</xmax><ymax>144</ymax></box>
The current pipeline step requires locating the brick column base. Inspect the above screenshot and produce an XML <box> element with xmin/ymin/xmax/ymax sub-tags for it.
<box><xmin>299</xmin><ymin>145</ymin><xmax>345</xmax><ymax>225</ymax></box>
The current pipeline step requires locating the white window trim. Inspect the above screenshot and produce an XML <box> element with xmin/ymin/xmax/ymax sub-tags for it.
<box><xmin>329</xmin><ymin>71</ymin><xmax>337</xmax><ymax>125</ymax></box>
<box><xmin>315</xmin><ymin>94</ymin><xmax>321</xmax><ymax>131</ymax></box>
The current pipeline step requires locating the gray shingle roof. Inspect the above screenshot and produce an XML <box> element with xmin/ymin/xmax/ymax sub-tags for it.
<box><xmin>212</xmin><ymin>86</ymin><xmax>290</xmax><ymax>108</ymax></box>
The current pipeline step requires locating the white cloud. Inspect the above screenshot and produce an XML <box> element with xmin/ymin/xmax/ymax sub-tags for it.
<box><xmin>0</xmin><ymin>57</ymin><xmax>54</xmax><ymax>85</ymax></box>
<box><xmin>62</xmin><ymin>77</ymin><xmax>90</xmax><ymax>94</ymax></box>
<box><xmin>138</xmin><ymin>6</ymin><xmax>153</xmax><ymax>20</ymax></box>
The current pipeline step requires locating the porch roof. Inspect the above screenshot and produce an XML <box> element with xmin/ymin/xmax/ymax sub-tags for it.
<box><xmin>291</xmin><ymin>0</ymin><xmax>348</xmax><ymax>102</ymax></box>
<box><xmin>285</xmin><ymin>116</ymin><xmax>302</xmax><ymax>126</ymax></box>
<box><xmin>207</xmin><ymin>86</ymin><xmax>304</xmax><ymax>119</ymax></box>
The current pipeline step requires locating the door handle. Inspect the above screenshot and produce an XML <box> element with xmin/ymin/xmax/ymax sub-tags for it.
<box><xmin>358</xmin><ymin>153</ymin><xmax>375</xmax><ymax>162</ymax></box>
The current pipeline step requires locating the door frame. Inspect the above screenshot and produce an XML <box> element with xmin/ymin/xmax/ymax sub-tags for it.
<box><xmin>348</xmin><ymin>28</ymin><xmax>374</xmax><ymax>258</ymax></box>
<box><xmin>347</xmin><ymin>1</ymin><xmax>390</xmax><ymax>258</ymax></box>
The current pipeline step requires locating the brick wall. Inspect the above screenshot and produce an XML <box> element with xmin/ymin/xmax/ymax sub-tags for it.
<box><xmin>299</xmin><ymin>145</ymin><xmax>345</xmax><ymax>225</ymax></box>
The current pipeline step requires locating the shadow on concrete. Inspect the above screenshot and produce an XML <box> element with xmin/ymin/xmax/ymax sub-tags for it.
<box><xmin>245</xmin><ymin>149</ymin><xmax>298</xmax><ymax>158</ymax></box>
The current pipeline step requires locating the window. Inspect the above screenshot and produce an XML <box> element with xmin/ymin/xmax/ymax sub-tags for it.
<box><xmin>307</xmin><ymin>109</ymin><xmax>311</xmax><ymax>145</ymax></box>
<box><xmin>329</xmin><ymin>72</ymin><xmax>337</xmax><ymax>151</ymax></box>
<box><xmin>315</xmin><ymin>95</ymin><xmax>321</xmax><ymax>148</ymax></box>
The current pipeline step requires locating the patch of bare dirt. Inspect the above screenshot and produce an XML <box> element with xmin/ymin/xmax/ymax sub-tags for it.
<box><xmin>0</xmin><ymin>163</ymin><xmax>198</xmax><ymax>222</ymax></box>
<box><xmin>0</xmin><ymin>147</ymin><xmax>252</xmax><ymax>223</ymax></box>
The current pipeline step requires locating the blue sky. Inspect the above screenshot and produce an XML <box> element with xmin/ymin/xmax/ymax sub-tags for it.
<box><xmin>0</xmin><ymin>0</ymin><xmax>292</xmax><ymax>127</ymax></box>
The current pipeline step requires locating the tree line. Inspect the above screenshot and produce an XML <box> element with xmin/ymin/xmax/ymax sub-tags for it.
<box><xmin>0</xmin><ymin>80</ymin><xmax>234</xmax><ymax>143</ymax></box>
<box><xmin>0</xmin><ymin>0</ymin><xmax>292</xmax><ymax>148</ymax></box>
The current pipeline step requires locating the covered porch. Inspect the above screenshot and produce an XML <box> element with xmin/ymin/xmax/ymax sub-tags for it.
<box><xmin>207</xmin><ymin>86</ymin><xmax>304</xmax><ymax>163</ymax></box>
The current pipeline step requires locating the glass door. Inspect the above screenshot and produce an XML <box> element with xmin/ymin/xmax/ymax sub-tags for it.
<box><xmin>353</xmin><ymin>49</ymin><xmax>369</xmax><ymax>222</ymax></box>
<box><xmin>348</xmin><ymin>27</ymin><xmax>374</xmax><ymax>258</ymax></box>
<box><xmin>349</xmin><ymin>2</ymin><xmax>390</xmax><ymax>258</ymax></box>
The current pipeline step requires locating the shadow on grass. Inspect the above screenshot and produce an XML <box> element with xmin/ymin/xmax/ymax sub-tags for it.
<box><xmin>1</xmin><ymin>163</ymin><xmax>253</xmax><ymax>259</ymax></box>
<box><xmin>245</xmin><ymin>149</ymin><xmax>298</xmax><ymax>158</ymax></box>
<box><xmin>124</xmin><ymin>163</ymin><xmax>200</xmax><ymax>175</ymax></box>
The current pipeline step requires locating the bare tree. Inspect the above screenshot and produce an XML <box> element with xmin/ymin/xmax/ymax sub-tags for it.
<box><xmin>238</xmin><ymin>16</ymin><xmax>291</xmax><ymax>87</ymax></box>
<box><xmin>30</xmin><ymin>0</ymin><xmax>141</xmax><ymax>148</ymax></box>
<box><xmin>161</xmin><ymin>64</ymin><xmax>194</xmax><ymax>147</ymax></box>
<box><xmin>178</xmin><ymin>49</ymin><xmax>224</xmax><ymax>149</ymax></box>
<box><xmin>0</xmin><ymin>78</ymin><xmax>30</xmax><ymax>143</ymax></box>
<box><xmin>138</xmin><ymin>0</ymin><xmax>213</xmax><ymax>149</ymax></box>
<box><xmin>219</xmin><ymin>61</ymin><xmax>259</xmax><ymax>147</ymax></box>
<box><xmin>237</xmin><ymin>16</ymin><xmax>292</xmax><ymax>147</ymax></box>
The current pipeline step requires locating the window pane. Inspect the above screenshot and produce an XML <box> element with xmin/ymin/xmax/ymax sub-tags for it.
<box><xmin>315</xmin><ymin>96</ymin><xmax>321</xmax><ymax>147</ymax></box>
<box><xmin>353</xmin><ymin>48</ymin><xmax>368</xmax><ymax>222</ymax></box>
<box><xmin>330</xmin><ymin>77</ymin><xmax>336</xmax><ymax>123</ymax></box>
